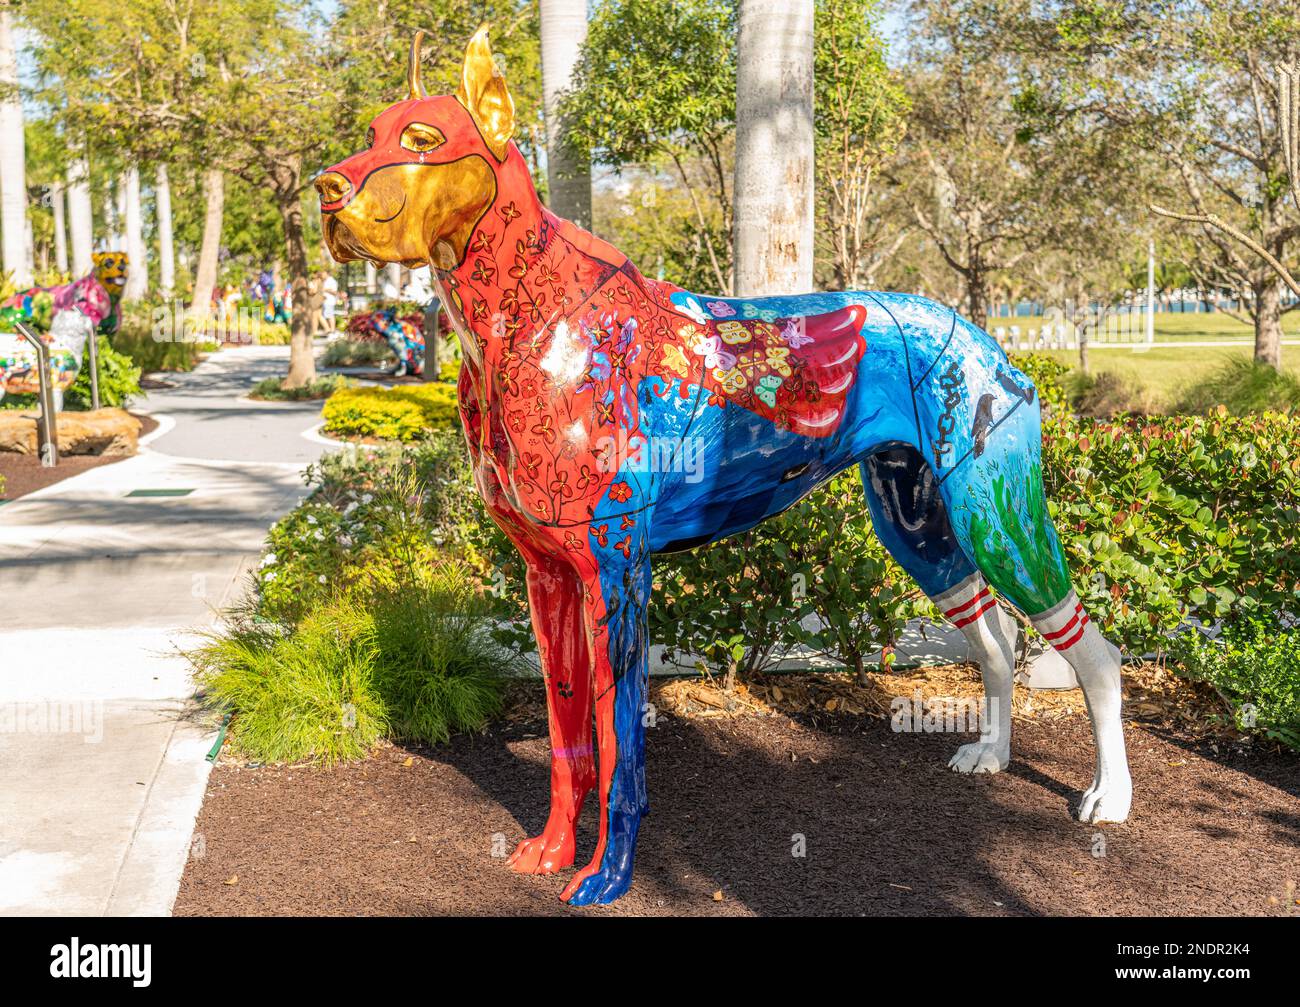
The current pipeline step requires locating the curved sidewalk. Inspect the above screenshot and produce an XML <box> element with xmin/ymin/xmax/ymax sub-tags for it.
<box><xmin>0</xmin><ymin>345</ymin><xmax>333</xmax><ymax>916</ymax></box>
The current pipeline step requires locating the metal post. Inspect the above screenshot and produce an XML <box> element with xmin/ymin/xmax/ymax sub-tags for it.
<box><xmin>14</xmin><ymin>321</ymin><xmax>59</xmax><ymax>467</ymax></box>
<box><xmin>422</xmin><ymin>296</ymin><xmax>441</xmax><ymax>382</ymax></box>
<box><xmin>87</xmin><ymin>324</ymin><xmax>100</xmax><ymax>410</ymax></box>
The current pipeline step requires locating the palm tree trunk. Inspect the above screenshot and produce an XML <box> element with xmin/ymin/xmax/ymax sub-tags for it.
<box><xmin>733</xmin><ymin>0</ymin><xmax>814</xmax><ymax>296</ymax></box>
<box><xmin>111</xmin><ymin>177</ymin><xmax>126</xmax><ymax>248</ymax></box>
<box><xmin>123</xmin><ymin>167</ymin><xmax>147</xmax><ymax>301</ymax></box>
<box><xmin>539</xmin><ymin>0</ymin><xmax>592</xmax><ymax>229</ymax></box>
<box><xmin>192</xmin><ymin>168</ymin><xmax>224</xmax><ymax>325</ymax></box>
<box><xmin>0</xmin><ymin>7</ymin><xmax>31</xmax><ymax>287</ymax></box>
<box><xmin>66</xmin><ymin>157</ymin><xmax>93</xmax><ymax>275</ymax></box>
<box><xmin>156</xmin><ymin>164</ymin><xmax>175</xmax><ymax>299</ymax></box>
<box><xmin>51</xmin><ymin>181</ymin><xmax>68</xmax><ymax>274</ymax></box>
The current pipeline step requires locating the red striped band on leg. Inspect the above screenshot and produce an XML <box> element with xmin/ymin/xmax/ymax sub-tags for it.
<box><xmin>1040</xmin><ymin>603</ymin><xmax>1089</xmax><ymax>651</ymax></box>
<box><xmin>952</xmin><ymin>597</ymin><xmax>997</xmax><ymax>629</ymax></box>
<box><xmin>943</xmin><ymin>585</ymin><xmax>990</xmax><ymax>621</ymax></box>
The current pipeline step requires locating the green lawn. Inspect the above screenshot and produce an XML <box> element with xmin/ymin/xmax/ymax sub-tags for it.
<box><xmin>1041</xmin><ymin>343</ymin><xmax>1300</xmax><ymax>408</ymax></box>
<box><xmin>989</xmin><ymin>309</ymin><xmax>1300</xmax><ymax>344</ymax></box>
<box><xmin>1149</xmin><ymin>310</ymin><xmax>1300</xmax><ymax>340</ymax></box>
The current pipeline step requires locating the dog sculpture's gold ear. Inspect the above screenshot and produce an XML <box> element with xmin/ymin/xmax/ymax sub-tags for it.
<box><xmin>456</xmin><ymin>25</ymin><xmax>514</xmax><ymax>161</ymax></box>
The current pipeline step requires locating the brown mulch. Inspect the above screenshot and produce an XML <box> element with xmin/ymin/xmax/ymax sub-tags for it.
<box><xmin>0</xmin><ymin>412</ymin><xmax>157</xmax><ymax>501</ymax></box>
<box><xmin>175</xmin><ymin>666</ymin><xmax>1299</xmax><ymax>917</ymax></box>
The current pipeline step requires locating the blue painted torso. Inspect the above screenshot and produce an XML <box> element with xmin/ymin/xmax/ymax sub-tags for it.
<box><xmin>614</xmin><ymin>290</ymin><xmax>1033</xmax><ymax>555</ymax></box>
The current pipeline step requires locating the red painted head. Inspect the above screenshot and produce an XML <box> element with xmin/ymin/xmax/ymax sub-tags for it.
<box><xmin>316</xmin><ymin>26</ymin><xmax>516</xmax><ymax>270</ymax></box>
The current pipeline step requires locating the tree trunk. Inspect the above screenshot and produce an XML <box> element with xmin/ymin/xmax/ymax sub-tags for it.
<box><xmin>364</xmin><ymin>261</ymin><xmax>376</xmax><ymax>294</ymax></box>
<box><xmin>51</xmin><ymin>181</ymin><xmax>68</xmax><ymax>274</ymax></box>
<box><xmin>1252</xmin><ymin>274</ymin><xmax>1283</xmax><ymax>369</ymax></box>
<box><xmin>156</xmin><ymin>164</ymin><xmax>175</xmax><ymax>299</ymax></box>
<box><xmin>966</xmin><ymin>266</ymin><xmax>990</xmax><ymax>325</ymax></box>
<box><xmin>279</xmin><ymin>182</ymin><xmax>316</xmax><ymax>388</ymax></box>
<box><xmin>539</xmin><ymin>0</ymin><xmax>592</xmax><ymax>229</ymax></box>
<box><xmin>384</xmin><ymin>261</ymin><xmax>401</xmax><ymax>299</ymax></box>
<box><xmin>123</xmin><ymin>167</ymin><xmax>148</xmax><ymax>301</ymax></box>
<box><xmin>0</xmin><ymin>7</ymin><xmax>30</xmax><ymax>287</ymax></box>
<box><xmin>66</xmin><ymin>157</ymin><xmax>94</xmax><ymax>276</ymax></box>
<box><xmin>192</xmin><ymin>169</ymin><xmax>224</xmax><ymax>326</ymax></box>
<box><xmin>733</xmin><ymin>0</ymin><xmax>815</xmax><ymax>296</ymax></box>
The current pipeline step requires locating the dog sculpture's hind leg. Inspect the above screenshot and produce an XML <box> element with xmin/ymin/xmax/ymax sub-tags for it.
<box><xmin>861</xmin><ymin>448</ymin><xmax>1018</xmax><ymax>775</ymax></box>
<box><xmin>861</xmin><ymin>374</ymin><xmax>1132</xmax><ymax>824</ymax></box>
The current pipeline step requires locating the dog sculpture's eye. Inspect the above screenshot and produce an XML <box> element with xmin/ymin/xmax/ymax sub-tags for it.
<box><xmin>365</xmin><ymin>127</ymin><xmax>375</xmax><ymax>148</ymax></box>
<box><xmin>400</xmin><ymin>123</ymin><xmax>445</xmax><ymax>154</ymax></box>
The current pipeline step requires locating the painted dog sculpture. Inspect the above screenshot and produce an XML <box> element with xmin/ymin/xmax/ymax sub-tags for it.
<box><xmin>318</xmin><ymin>28</ymin><xmax>1133</xmax><ymax>906</ymax></box>
<box><xmin>0</xmin><ymin>252</ymin><xmax>127</xmax><ymax>400</ymax></box>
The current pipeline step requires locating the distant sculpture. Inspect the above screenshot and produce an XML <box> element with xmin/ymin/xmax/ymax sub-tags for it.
<box><xmin>0</xmin><ymin>252</ymin><xmax>127</xmax><ymax>401</ymax></box>
<box><xmin>349</xmin><ymin>305</ymin><xmax>425</xmax><ymax>376</ymax></box>
<box><xmin>317</xmin><ymin>28</ymin><xmax>1132</xmax><ymax>906</ymax></box>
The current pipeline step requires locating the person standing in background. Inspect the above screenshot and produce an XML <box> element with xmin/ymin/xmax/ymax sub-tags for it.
<box><xmin>320</xmin><ymin>272</ymin><xmax>339</xmax><ymax>335</ymax></box>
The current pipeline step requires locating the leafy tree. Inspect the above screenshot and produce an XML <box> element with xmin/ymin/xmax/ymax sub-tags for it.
<box><xmin>1023</xmin><ymin>0</ymin><xmax>1300</xmax><ymax>367</ymax></box>
<box><xmin>892</xmin><ymin>1</ymin><xmax>1136</xmax><ymax>322</ymax></box>
<box><xmin>560</xmin><ymin>0</ymin><xmax>737</xmax><ymax>291</ymax></box>
<box><xmin>333</xmin><ymin>0</ymin><xmax>544</xmax><ymax>180</ymax></box>
<box><xmin>813</xmin><ymin>0</ymin><xmax>909</xmax><ymax>289</ymax></box>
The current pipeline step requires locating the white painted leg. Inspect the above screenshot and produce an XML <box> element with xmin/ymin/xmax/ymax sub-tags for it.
<box><xmin>935</xmin><ymin>574</ymin><xmax>1017</xmax><ymax>775</ymax></box>
<box><xmin>1031</xmin><ymin>592</ymin><xmax>1132</xmax><ymax>823</ymax></box>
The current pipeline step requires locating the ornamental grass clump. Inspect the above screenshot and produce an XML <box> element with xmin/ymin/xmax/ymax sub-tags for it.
<box><xmin>191</xmin><ymin>465</ymin><xmax>515</xmax><ymax>765</ymax></box>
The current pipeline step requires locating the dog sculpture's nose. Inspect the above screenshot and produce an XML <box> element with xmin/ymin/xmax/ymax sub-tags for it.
<box><xmin>315</xmin><ymin>172</ymin><xmax>352</xmax><ymax>204</ymax></box>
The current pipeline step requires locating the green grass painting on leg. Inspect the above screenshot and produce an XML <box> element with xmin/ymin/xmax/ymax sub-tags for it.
<box><xmin>967</xmin><ymin>460</ymin><xmax>1072</xmax><ymax>616</ymax></box>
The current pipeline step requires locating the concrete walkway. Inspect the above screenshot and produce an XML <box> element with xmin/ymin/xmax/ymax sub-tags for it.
<box><xmin>0</xmin><ymin>345</ymin><xmax>332</xmax><ymax>915</ymax></box>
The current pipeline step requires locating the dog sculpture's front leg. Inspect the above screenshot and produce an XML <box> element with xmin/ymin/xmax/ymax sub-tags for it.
<box><xmin>506</xmin><ymin>550</ymin><xmax>596</xmax><ymax>874</ymax></box>
<box><xmin>559</xmin><ymin>532</ymin><xmax>652</xmax><ymax>906</ymax></box>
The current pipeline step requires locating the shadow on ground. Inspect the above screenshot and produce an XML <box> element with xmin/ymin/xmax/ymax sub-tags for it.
<box><xmin>175</xmin><ymin>686</ymin><xmax>1299</xmax><ymax>917</ymax></box>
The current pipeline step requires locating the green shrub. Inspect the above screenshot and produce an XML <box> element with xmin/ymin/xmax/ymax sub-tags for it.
<box><xmin>65</xmin><ymin>336</ymin><xmax>142</xmax><ymax>409</ymax></box>
<box><xmin>653</xmin><ymin>522</ymin><xmax>809</xmax><ymax>683</ymax></box>
<box><xmin>249</xmin><ymin>351</ymin><xmax>1300</xmax><ymax>724</ymax></box>
<box><xmin>190</xmin><ymin>599</ymin><xmax>390</xmax><ymax>766</ymax></box>
<box><xmin>256</xmin><ymin>434</ymin><xmax>480</xmax><ymax>625</ymax></box>
<box><xmin>1010</xmin><ymin>352</ymin><xmax>1071</xmax><ymax>417</ymax></box>
<box><xmin>1067</xmin><ymin>370</ymin><xmax>1161</xmax><ymax>419</ymax></box>
<box><xmin>111</xmin><ymin>303</ymin><xmax>208</xmax><ymax>372</ymax></box>
<box><xmin>366</xmin><ymin>566</ymin><xmax>510</xmax><ymax>745</ymax></box>
<box><xmin>256</xmin><ymin>500</ymin><xmax>362</xmax><ymax>625</ymax></box>
<box><xmin>1174</xmin><ymin>357</ymin><xmax>1300</xmax><ymax>416</ymax></box>
<box><xmin>192</xmin><ymin>560</ymin><xmax>510</xmax><ymax>765</ymax></box>
<box><xmin>1041</xmin><ymin>408</ymin><xmax>1300</xmax><ymax>654</ymax></box>
<box><xmin>650</xmin><ymin>468</ymin><xmax>933</xmax><ymax>684</ymax></box>
<box><xmin>1172</xmin><ymin>620</ymin><xmax>1300</xmax><ymax>750</ymax></box>
<box><xmin>321</xmin><ymin>337</ymin><xmax>395</xmax><ymax>368</ymax></box>
<box><xmin>249</xmin><ymin>374</ymin><xmax>350</xmax><ymax>401</ymax></box>
<box><xmin>782</xmin><ymin>469</ymin><xmax>934</xmax><ymax>679</ymax></box>
<box><xmin>468</xmin><ymin>367</ymin><xmax>1299</xmax><ymax>674</ymax></box>
<box><xmin>322</xmin><ymin>383</ymin><xmax>459</xmax><ymax>441</ymax></box>
<box><xmin>257</xmin><ymin>324</ymin><xmax>293</xmax><ymax>346</ymax></box>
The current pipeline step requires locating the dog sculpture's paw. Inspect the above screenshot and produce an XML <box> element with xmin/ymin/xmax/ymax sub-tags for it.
<box><xmin>948</xmin><ymin>741</ymin><xmax>1009</xmax><ymax>774</ymax></box>
<box><xmin>560</xmin><ymin>859</ymin><xmax>634</xmax><ymax>906</ymax></box>
<box><xmin>506</xmin><ymin>830</ymin><xmax>576</xmax><ymax>875</ymax></box>
<box><xmin>1077</xmin><ymin>777</ymin><xmax>1132</xmax><ymax>824</ymax></box>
